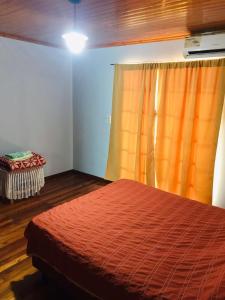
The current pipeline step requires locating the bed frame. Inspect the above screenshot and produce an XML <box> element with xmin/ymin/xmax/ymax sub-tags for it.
<box><xmin>32</xmin><ymin>257</ymin><xmax>98</xmax><ymax>300</ymax></box>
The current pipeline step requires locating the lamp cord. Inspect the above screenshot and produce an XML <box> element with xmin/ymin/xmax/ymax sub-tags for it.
<box><xmin>74</xmin><ymin>2</ymin><xmax>76</xmax><ymax>29</ymax></box>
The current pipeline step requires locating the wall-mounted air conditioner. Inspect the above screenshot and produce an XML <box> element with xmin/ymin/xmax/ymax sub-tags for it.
<box><xmin>184</xmin><ymin>32</ymin><xmax>225</xmax><ymax>58</ymax></box>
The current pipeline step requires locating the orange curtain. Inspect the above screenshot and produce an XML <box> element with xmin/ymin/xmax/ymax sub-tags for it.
<box><xmin>105</xmin><ymin>64</ymin><xmax>157</xmax><ymax>185</ymax></box>
<box><xmin>155</xmin><ymin>60</ymin><xmax>225</xmax><ymax>204</ymax></box>
<box><xmin>106</xmin><ymin>59</ymin><xmax>225</xmax><ymax>205</ymax></box>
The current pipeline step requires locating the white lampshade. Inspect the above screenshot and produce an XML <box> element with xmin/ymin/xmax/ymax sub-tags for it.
<box><xmin>62</xmin><ymin>31</ymin><xmax>88</xmax><ymax>54</ymax></box>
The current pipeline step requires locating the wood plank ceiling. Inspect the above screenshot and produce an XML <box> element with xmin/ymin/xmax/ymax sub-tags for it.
<box><xmin>0</xmin><ymin>0</ymin><xmax>225</xmax><ymax>49</ymax></box>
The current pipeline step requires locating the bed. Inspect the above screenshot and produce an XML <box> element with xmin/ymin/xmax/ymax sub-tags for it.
<box><xmin>25</xmin><ymin>179</ymin><xmax>225</xmax><ymax>299</ymax></box>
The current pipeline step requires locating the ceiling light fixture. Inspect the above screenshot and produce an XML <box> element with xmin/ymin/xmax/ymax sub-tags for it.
<box><xmin>63</xmin><ymin>0</ymin><xmax>88</xmax><ymax>54</ymax></box>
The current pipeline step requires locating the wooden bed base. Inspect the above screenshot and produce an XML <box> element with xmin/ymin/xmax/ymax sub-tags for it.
<box><xmin>32</xmin><ymin>256</ymin><xmax>98</xmax><ymax>300</ymax></box>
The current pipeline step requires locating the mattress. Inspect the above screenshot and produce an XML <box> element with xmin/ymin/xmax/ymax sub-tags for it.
<box><xmin>25</xmin><ymin>179</ymin><xmax>225</xmax><ymax>300</ymax></box>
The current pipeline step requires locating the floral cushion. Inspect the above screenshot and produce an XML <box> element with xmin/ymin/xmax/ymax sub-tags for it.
<box><xmin>0</xmin><ymin>152</ymin><xmax>46</xmax><ymax>171</ymax></box>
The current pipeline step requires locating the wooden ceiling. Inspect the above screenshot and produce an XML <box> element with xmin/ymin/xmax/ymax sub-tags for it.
<box><xmin>0</xmin><ymin>0</ymin><xmax>225</xmax><ymax>49</ymax></box>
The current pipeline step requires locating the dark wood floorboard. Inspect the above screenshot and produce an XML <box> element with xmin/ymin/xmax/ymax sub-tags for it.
<box><xmin>0</xmin><ymin>170</ymin><xmax>109</xmax><ymax>300</ymax></box>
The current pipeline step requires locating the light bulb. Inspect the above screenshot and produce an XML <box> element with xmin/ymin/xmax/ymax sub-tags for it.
<box><xmin>62</xmin><ymin>31</ymin><xmax>88</xmax><ymax>54</ymax></box>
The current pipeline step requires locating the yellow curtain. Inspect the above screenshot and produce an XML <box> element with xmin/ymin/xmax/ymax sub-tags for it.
<box><xmin>105</xmin><ymin>64</ymin><xmax>157</xmax><ymax>185</ymax></box>
<box><xmin>155</xmin><ymin>60</ymin><xmax>225</xmax><ymax>204</ymax></box>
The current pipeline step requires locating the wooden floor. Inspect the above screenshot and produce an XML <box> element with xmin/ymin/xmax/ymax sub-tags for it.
<box><xmin>0</xmin><ymin>170</ymin><xmax>109</xmax><ymax>300</ymax></box>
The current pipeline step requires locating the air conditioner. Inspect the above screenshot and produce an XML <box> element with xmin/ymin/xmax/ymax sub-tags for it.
<box><xmin>183</xmin><ymin>32</ymin><xmax>225</xmax><ymax>58</ymax></box>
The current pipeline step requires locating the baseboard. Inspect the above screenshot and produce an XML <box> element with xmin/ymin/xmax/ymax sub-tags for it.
<box><xmin>72</xmin><ymin>169</ymin><xmax>112</xmax><ymax>183</ymax></box>
<box><xmin>45</xmin><ymin>170</ymin><xmax>74</xmax><ymax>180</ymax></box>
<box><xmin>45</xmin><ymin>169</ymin><xmax>111</xmax><ymax>183</ymax></box>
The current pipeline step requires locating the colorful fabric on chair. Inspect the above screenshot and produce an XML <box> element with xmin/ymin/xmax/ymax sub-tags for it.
<box><xmin>0</xmin><ymin>152</ymin><xmax>46</xmax><ymax>171</ymax></box>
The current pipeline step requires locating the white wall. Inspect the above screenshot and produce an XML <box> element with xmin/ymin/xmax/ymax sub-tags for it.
<box><xmin>213</xmin><ymin>103</ymin><xmax>225</xmax><ymax>208</ymax></box>
<box><xmin>73</xmin><ymin>39</ymin><xmax>184</xmax><ymax>177</ymax></box>
<box><xmin>73</xmin><ymin>39</ymin><xmax>225</xmax><ymax>208</ymax></box>
<box><xmin>0</xmin><ymin>37</ymin><xmax>73</xmax><ymax>176</ymax></box>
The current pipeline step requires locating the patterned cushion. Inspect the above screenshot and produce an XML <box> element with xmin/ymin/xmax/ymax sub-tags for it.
<box><xmin>0</xmin><ymin>152</ymin><xmax>46</xmax><ymax>171</ymax></box>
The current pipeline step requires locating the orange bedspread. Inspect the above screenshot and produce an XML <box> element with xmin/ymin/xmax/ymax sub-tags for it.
<box><xmin>25</xmin><ymin>179</ymin><xmax>225</xmax><ymax>299</ymax></box>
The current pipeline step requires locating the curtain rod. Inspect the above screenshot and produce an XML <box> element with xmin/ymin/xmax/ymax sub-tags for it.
<box><xmin>110</xmin><ymin>59</ymin><xmax>225</xmax><ymax>67</ymax></box>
